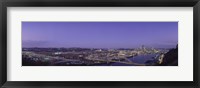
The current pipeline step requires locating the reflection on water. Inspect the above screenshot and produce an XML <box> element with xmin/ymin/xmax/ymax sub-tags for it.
<box><xmin>130</xmin><ymin>54</ymin><xmax>157</xmax><ymax>64</ymax></box>
<box><xmin>98</xmin><ymin>54</ymin><xmax>158</xmax><ymax>66</ymax></box>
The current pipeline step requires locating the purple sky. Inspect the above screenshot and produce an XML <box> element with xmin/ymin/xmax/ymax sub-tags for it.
<box><xmin>22</xmin><ymin>22</ymin><xmax>178</xmax><ymax>48</ymax></box>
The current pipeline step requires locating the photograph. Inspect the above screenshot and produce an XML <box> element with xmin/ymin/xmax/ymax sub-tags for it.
<box><xmin>22</xmin><ymin>22</ymin><xmax>178</xmax><ymax>66</ymax></box>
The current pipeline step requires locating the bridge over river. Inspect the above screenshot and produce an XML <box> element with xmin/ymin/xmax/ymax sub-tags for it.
<box><xmin>90</xmin><ymin>58</ymin><xmax>146</xmax><ymax>66</ymax></box>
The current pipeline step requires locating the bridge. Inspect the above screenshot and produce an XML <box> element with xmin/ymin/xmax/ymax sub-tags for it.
<box><xmin>90</xmin><ymin>58</ymin><xmax>145</xmax><ymax>66</ymax></box>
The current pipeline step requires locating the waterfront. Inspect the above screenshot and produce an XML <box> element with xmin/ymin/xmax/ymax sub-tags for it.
<box><xmin>22</xmin><ymin>47</ymin><xmax>170</xmax><ymax>66</ymax></box>
<box><xmin>97</xmin><ymin>54</ymin><xmax>158</xmax><ymax>66</ymax></box>
<box><xmin>22</xmin><ymin>22</ymin><xmax>178</xmax><ymax>66</ymax></box>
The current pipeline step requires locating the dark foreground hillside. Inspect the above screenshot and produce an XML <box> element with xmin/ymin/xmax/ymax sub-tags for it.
<box><xmin>159</xmin><ymin>45</ymin><xmax>178</xmax><ymax>66</ymax></box>
<box><xmin>145</xmin><ymin>44</ymin><xmax>178</xmax><ymax>66</ymax></box>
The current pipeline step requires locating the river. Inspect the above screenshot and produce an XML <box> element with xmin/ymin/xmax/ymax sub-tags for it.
<box><xmin>98</xmin><ymin>54</ymin><xmax>158</xmax><ymax>66</ymax></box>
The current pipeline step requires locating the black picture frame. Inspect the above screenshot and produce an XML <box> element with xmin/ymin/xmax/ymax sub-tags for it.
<box><xmin>0</xmin><ymin>0</ymin><xmax>199</xmax><ymax>88</ymax></box>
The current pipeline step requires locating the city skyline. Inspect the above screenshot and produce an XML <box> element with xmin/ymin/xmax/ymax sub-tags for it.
<box><xmin>22</xmin><ymin>22</ymin><xmax>178</xmax><ymax>48</ymax></box>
